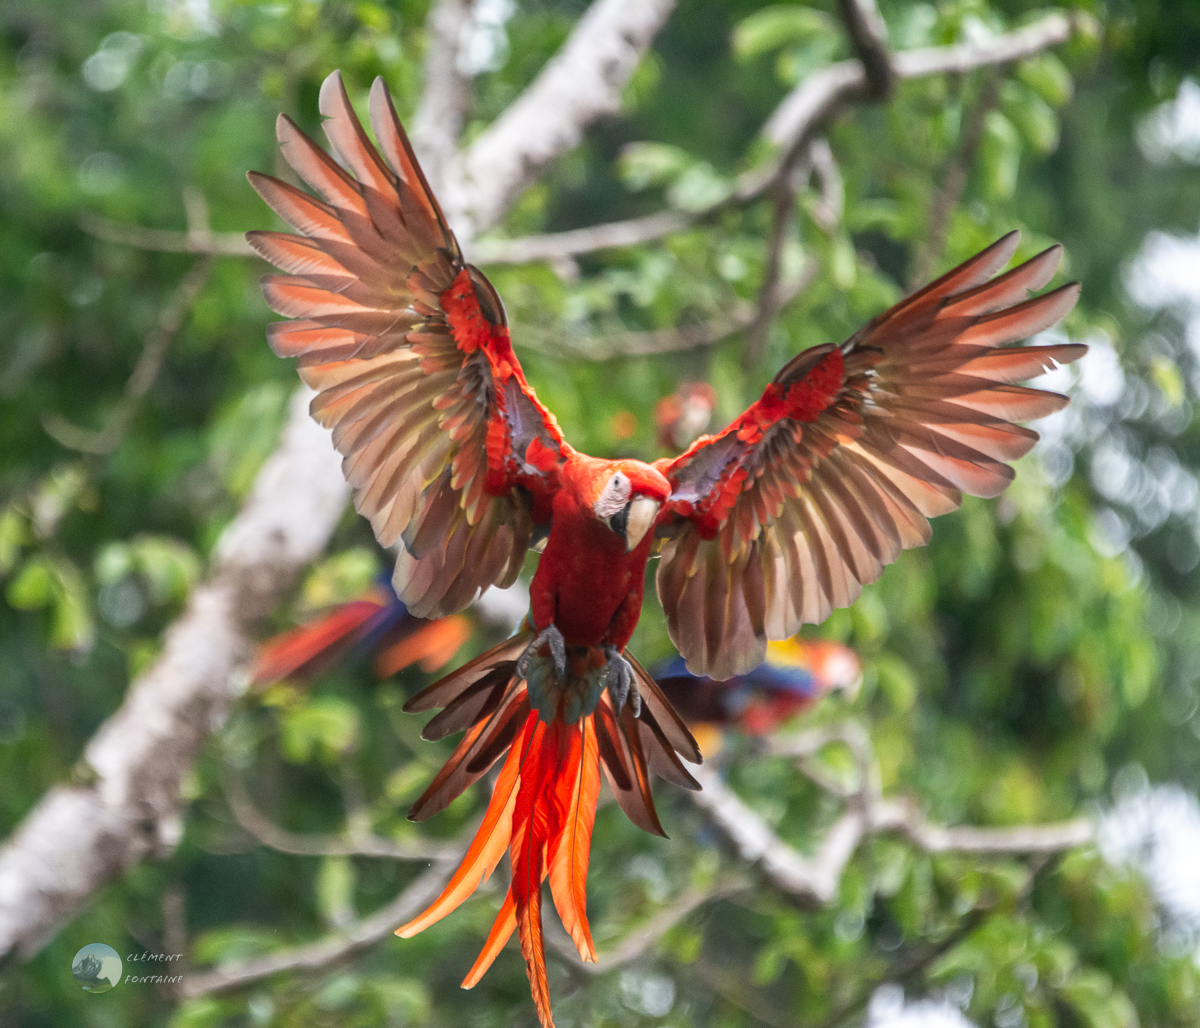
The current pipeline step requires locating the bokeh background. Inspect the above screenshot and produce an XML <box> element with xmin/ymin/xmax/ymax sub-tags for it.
<box><xmin>2</xmin><ymin>1</ymin><xmax>1200</xmax><ymax>1026</ymax></box>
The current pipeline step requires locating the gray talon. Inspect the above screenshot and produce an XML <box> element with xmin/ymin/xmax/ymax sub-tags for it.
<box><xmin>604</xmin><ymin>645</ymin><xmax>640</xmax><ymax>717</ymax></box>
<box><xmin>518</xmin><ymin>624</ymin><xmax>567</xmax><ymax>681</ymax></box>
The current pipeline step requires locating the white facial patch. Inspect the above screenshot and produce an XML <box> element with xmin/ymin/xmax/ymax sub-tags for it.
<box><xmin>593</xmin><ymin>471</ymin><xmax>631</xmax><ymax>518</ymax></box>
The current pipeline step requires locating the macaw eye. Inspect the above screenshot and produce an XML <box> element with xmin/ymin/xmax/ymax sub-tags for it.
<box><xmin>593</xmin><ymin>472</ymin><xmax>631</xmax><ymax>520</ymax></box>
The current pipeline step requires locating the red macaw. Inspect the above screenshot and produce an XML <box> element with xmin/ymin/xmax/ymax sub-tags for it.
<box><xmin>250</xmin><ymin>578</ymin><xmax>471</xmax><ymax>687</ymax></box>
<box><xmin>655</xmin><ymin>381</ymin><xmax>717</xmax><ymax>452</ymax></box>
<box><xmin>248</xmin><ymin>71</ymin><xmax>1083</xmax><ymax>1028</ymax></box>
<box><xmin>654</xmin><ymin>636</ymin><xmax>862</xmax><ymax>753</ymax></box>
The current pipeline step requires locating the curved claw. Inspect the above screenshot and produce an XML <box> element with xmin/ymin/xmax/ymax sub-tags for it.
<box><xmin>517</xmin><ymin>624</ymin><xmax>566</xmax><ymax>682</ymax></box>
<box><xmin>603</xmin><ymin>645</ymin><xmax>640</xmax><ymax>718</ymax></box>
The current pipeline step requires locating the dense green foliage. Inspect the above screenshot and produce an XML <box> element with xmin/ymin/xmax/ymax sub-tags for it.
<box><xmin>2</xmin><ymin>1</ymin><xmax>1200</xmax><ymax>1026</ymax></box>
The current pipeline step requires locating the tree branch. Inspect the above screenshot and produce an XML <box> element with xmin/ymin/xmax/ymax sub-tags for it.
<box><xmin>80</xmin><ymin>12</ymin><xmax>1080</xmax><ymax>270</ymax></box>
<box><xmin>477</xmin><ymin>10</ymin><xmax>1080</xmax><ymax>265</ymax></box>
<box><xmin>542</xmin><ymin>256</ymin><xmax>817</xmax><ymax>361</ymax></box>
<box><xmin>42</xmin><ymin>256</ymin><xmax>214</xmax><ymax>454</ymax></box>
<box><xmin>178</xmin><ymin>839</ymin><xmax>467</xmax><ymax>998</ymax></box>
<box><xmin>0</xmin><ymin>389</ymin><xmax>350</xmax><ymax>961</ymax></box>
<box><xmin>410</xmin><ymin>0</ymin><xmax>472</xmax><ymax>193</ymax></box>
<box><xmin>745</xmin><ymin>179</ymin><xmax>799</xmax><ymax>367</ymax></box>
<box><xmin>907</xmin><ymin>68</ymin><xmax>1002</xmax><ymax>289</ymax></box>
<box><xmin>448</xmin><ymin>0</ymin><xmax>677</xmax><ymax>239</ymax></box>
<box><xmin>546</xmin><ymin>876</ymin><xmax>746</xmax><ymax>974</ymax></box>
<box><xmin>690</xmin><ymin>725</ymin><xmax>1094</xmax><ymax>906</ymax></box>
<box><xmin>79</xmin><ymin>212</ymin><xmax>253</xmax><ymax>256</ymax></box>
<box><xmin>222</xmin><ymin>770</ymin><xmax>461</xmax><ymax>862</ymax></box>
<box><xmin>837</xmin><ymin>0</ymin><xmax>892</xmax><ymax>100</ymax></box>
<box><xmin>469</xmin><ymin>211</ymin><xmax>691</xmax><ymax>265</ymax></box>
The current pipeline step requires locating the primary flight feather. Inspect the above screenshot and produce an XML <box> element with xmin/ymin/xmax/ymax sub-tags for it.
<box><xmin>248</xmin><ymin>70</ymin><xmax>1083</xmax><ymax>1028</ymax></box>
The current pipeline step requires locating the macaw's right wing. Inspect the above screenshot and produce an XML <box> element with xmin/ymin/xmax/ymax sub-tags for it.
<box><xmin>248</xmin><ymin>71</ymin><xmax>571</xmax><ymax>618</ymax></box>
<box><xmin>654</xmin><ymin>233</ymin><xmax>1085</xmax><ymax>679</ymax></box>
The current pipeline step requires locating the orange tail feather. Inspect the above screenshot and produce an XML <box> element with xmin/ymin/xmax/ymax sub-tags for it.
<box><xmin>547</xmin><ymin>718</ymin><xmax>598</xmax><ymax>962</ymax></box>
<box><xmin>462</xmin><ymin>890</ymin><xmax>518</xmax><ymax>988</ymax></box>
<box><xmin>396</xmin><ymin>713</ymin><xmax>536</xmax><ymax>938</ymax></box>
<box><xmin>511</xmin><ymin>719</ymin><xmax>558</xmax><ymax>1028</ymax></box>
<box><xmin>518</xmin><ymin>872</ymin><xmax>554</xmax><ymax>1028</ymax></box>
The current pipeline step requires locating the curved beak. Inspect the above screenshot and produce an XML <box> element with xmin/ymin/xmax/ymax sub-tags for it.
<box><xmin>624</xmin><ymin>496</ymin><xmax>660</xmax><ymax>552</ymax></box>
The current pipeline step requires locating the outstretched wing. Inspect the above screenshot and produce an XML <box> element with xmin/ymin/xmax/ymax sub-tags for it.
<box><xmin>248</xmin><ymin>71</ymin><xmax>570</xmax><ymax>617</ymax></box>
<box><xmin>655</xmin><ymin>233</ymin><xmax>1084</xmax><ymax>678</ymax></box>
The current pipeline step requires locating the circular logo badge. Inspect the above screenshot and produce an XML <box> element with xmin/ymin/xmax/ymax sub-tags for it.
<box><xmin>72</xmin><ymin>943</ymin><xmax>122</xmax><ymax>993</ymax></box>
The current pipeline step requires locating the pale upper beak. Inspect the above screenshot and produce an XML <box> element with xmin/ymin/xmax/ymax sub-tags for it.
<box><xmin>624</xmin><ymin>496</ymin><xmax>660</xmax><ymax>552</ymax></box>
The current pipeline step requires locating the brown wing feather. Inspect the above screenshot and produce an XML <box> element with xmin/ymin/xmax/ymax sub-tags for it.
<box><xmin>594</xmin><ymin>699</ymin><xmax>668</xmax><ymax>837</ymax></box>
<box><xmin>657</xmin><ymin>234</ymin><xmax>1083</xmax><ymax>678</ymax></box>
<box><xmin>249</xmin><ymin>71</ymin><xmax>566</xmax><ymax>619</ymax></box>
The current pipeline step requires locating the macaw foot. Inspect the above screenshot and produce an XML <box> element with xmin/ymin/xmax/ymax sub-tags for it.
<box><xmin>603</xmin><ymin>645</ymin><xmax>641</xmax><ymax>718</ymax></box>
<box><xmin>516</xmin><ymin>623</ymin><xmax>566</xmax><ymax>682</ymax></box>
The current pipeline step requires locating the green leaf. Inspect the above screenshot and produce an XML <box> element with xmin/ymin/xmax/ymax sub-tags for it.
<box><xmin>873</xmin><ymin>653</ymin><xmax>917</xmax><ymax>711</ymax></box>
<box><xmin>1061</xmin><ymin>969</ymin><xmax>1138</xmax><ymax>1028</ymax></box>
<box><xmin>617</xmin><ymin>142</ymin><xmax>693</xmax><ymax>191</ymax></box>
<box><xmin>300</xmin><ymin>546</ymin><xmax>381</xmax><ymax>610</ymax></box>
<box><xmin>166</xmin><ymin>998</ymin><xmax>232</xmax><ymax>1028</ymax></box>
<box><xmin>980</xmin><ymin>110</ymin><xmax>1021</xmax><ymax>200</ymax></box>
<box><xmin>1003</xmin><ymin>81</ymin><xmax>1059</xmax><ymax>155</ymax></box>
<box><xmin>280</xmin><ymin>695</ymin><xmax>361</xmax><ymax>763</ymax></box>
<box><xmin>49</xmin><ymin>560</ymin><xmax>94</xmax><ymax>651</ymax></box>
<box><xmin>207</xmin><ymin>382</ymin><xmax>290</xmax><ymax>499</ymax></box>
<box><xmin>366</xmin><ymin>977</ymin><xmax>430</xmax><ymax>1024</ymax></box>
<box><xmin>775</xmin><ymin>34</ymin><xmax>842</xmax><ymax>86</ymax></box>
<box><xmin>385</xmin><ymin>762</ymin><xmax>433</xmax><ymax>803</ymax></box>
<box><xmin>1149</xmin><ymin>354</ymin><xmax>1185</xmax><ymax>406</ymax></box>
<box><xmin>6</xmin><ymin>554</ymin><xmax>93</xmax><ymax>650</ymax></box>
<box><xmin>0</xmin><ymin>507</ymin><xmax>29</xmax><ymax>576</ymax></box>
<box><xmin>666</xmin><ymin>163</ymin><xmax>732</xmax><ymax>212</ymax></box>
<box><xmin>317</xmin><ymin>856</ymin><xmax>356</xmax><ymax>926</ymax></box>
<box><xmin>1017</xmin><ymin>53</ymin><xmax>1073</xmax><ymax>107</ymax></box>
<box><xmin>732</xmin><ymin>5</ymin><xmax>834</xmax><ymax>61</ymax></box>
<box><xmin>7</xmin><ymin>556</ymin><xmax>56</xmax><ymax>610</ymax></box>
<box><xmin>95</xmin><ymin>542</ymin><xmax>133</xmax><ymax>585</ymax></box>
<box><xmin>830</xmin><ymin>234</ymin><xmax>857</xmax><ymax>290</ymax></box>
<box><xmin>192</xmin><ymin>926</ymin><xmax>280</xmax><ymax>966</ymax></box>
<box><xmin>131</xmin><ymin>535</ymin><xmax>200</xmax><ymax>604</ymax></box>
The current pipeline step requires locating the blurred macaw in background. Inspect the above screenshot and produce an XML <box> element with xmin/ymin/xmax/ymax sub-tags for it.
<box><xmin>653</xmin><ymin>637</ymin><xmax>862</xmax><ymax>756</ymax></box>
<box><xmin>655</xmin><ymin>381</ymin><xmax>717</xmax><ymax>452</ymax></box>
<box><xmin>251</xmin><ymin>577</ymin><xmax>471</xmax><ymax>687</ymax></box>
<box><xmin>248</xmin><ymin>71</ymin><xmax>1081</xmax><ymax>1028</ymax></box>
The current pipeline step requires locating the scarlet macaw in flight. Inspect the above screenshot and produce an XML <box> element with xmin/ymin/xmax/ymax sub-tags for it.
<box><xmin>248</xmin><ymin>71</ymin><xmax>1083</xmax><ymax>1028</ymax></box>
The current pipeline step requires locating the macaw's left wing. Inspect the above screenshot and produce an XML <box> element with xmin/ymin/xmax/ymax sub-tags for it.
<box><xmin>654</xmin><ymin>233</ymin><xmax>1084</xmax><ymax>679</ymax></box>
<box><xmin>248</xmin><ymin>72</ymin><xmax>570</xmax><ymax>618</ymax></box>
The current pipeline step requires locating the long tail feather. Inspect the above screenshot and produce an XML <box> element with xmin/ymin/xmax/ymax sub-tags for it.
<box><xmin>511</xmin><ymin>719</ymin><xmax>557</xmax><ymax>1028</ymax></box>
<box><xmin>518</xmin><ymin>874</ymin><xmax>554</xmax><ymax>1028</ymax></box>
<box><xmin>547</xmin><ymin>718</ymin><xmax>599</xmax><ymax>962</ymax></box>
<box><xmin>396</xmin><ymin>713</ymin><xmax>536</xmax><ymax>938</ymax></box>
<box><xmin>462</xmin><ymin>890</ymin><xmax>518</xmax><ymax>988</ymax></box>
<box><xmin>407</xmin><ymin>689</ymin><xmax>528</xmax><ymax>821</ymax></box>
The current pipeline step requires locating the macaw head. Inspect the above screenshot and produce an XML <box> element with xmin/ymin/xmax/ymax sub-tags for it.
<box><xmin>587</xmin><ymin>459</ymin><xmax>671</xmax><ymax>553</ymax></box>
